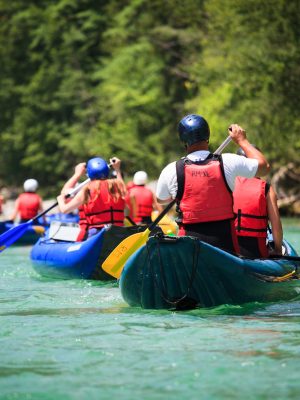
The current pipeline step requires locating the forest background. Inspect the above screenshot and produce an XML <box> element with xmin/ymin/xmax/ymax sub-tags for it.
<box><xmin>0</xmin><ymin>0</ymin><xmax>299</xmax><ymax>209</ymax></box>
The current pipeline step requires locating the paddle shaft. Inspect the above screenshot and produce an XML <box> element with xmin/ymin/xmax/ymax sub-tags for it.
<box><xmin>269</xmin><ymin>255</ymin><xmax>300</xmax><ymax>262</ymax></box>
<box><xmin>214</xmin><ymin>136</ymin><xmax>232</xmax><ymax>155</ymax></box>
<box><xmin>125</xmin><ymin>216</ymin><xmax>137</xmax><ymax>226</ymax></box>
<box><xmin>148</xmin><ymin>199</ymin><xmax>176</xmax><ymax>232</ymax></box>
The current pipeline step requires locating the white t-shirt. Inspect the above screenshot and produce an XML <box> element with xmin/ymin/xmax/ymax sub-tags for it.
<box><xmin>156</xmin><ymin>151</ymin><xmax>258</xmax><ymax>201</ymax></box>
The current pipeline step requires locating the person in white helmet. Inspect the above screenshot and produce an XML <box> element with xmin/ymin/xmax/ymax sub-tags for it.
<box><xmin>10</xmin><ymin>179</ymin><xmax>44</xmax><ymax>223</ymax></box>
<box><xmin>127</xmin><ymin>171</ymin><xmax>162</xmax><ymax>225</ymax></box>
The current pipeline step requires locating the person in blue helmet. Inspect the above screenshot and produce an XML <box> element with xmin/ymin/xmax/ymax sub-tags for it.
<box><xmin>156</xmin><ymin>114</ymin><xmax>270</xmax><ymax>254</ymax></box>
<box><xmin>57</xmin><ymin>157</ymin><xmax>127</xmax><ymax>240</ymax></box>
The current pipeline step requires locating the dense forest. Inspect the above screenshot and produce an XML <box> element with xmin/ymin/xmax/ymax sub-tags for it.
<box><xmin>0</xmin><ymin>0</ymin><xmax>299</xmax><ymax>204</ymax></box>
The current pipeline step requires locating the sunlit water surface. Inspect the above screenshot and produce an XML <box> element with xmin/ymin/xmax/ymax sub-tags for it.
<box><xmin>0</xmin><ymin>219</ymin><xmax>300</xmax><ymax>400</ymax></box>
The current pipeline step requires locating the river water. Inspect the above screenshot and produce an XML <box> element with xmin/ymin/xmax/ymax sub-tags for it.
<box><xmin>0</xmin><ymin>219</ymin><xmax>299</xmax><ymax>400</ymax></box>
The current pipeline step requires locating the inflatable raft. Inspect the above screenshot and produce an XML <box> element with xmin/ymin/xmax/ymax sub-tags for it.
<box><xmin>30</xmin><ymin>223</ymin><xmax>154</xmax><ymax>280</ymax></box>
<box><xmin>120</xmin><ymin>234</ymin><xmax>300</xmax><ymax>310</ymax></box>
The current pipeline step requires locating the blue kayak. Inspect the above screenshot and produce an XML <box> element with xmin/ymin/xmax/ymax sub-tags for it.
<box><xmin>0</xmin><ymin>221</ymin><xmax>45</xmax><ymax>246</ymax></box>
<box><xmin>120</xmin><ymin>234</ymin><xmax>300</xmax><ymax>310</ymax></box>
<box><xmin>30</xmin><ymin>224</ymin><xmax>148</xmax><ymax>280</ymax></box>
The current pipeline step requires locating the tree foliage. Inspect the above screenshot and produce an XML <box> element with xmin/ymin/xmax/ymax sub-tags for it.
<box><xmin>0</xmin><ymin>0</ymin><xmax>299</xmax><ymax>195</ymax></box>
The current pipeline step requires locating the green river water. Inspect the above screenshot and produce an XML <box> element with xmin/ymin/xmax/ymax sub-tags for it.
<box><xmin>0</xmin><ymin>219</ymin><xmax>300</xmax><ymax>400</ymax></box>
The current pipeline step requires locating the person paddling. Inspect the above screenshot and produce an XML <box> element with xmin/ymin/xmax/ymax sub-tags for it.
<box><xmin>233</xmin><ymin>146</ymin><xmax>283</xmax><ymax>257</ymax></box>
<box><xmin>9</xmin><ymin>179</ymin><xmax>44</xmax><ymax>224</ymax></box>
<box><xmin>57</xmin><ymin>157</ymin><xmax>127</xmax><ymax>241</ymax></box>
<box><xmin>127</xmin><ymin>171</ymin><xmax>162</xmax><ymax>225</ymax></box>
<box><xmin>156</xmin><ymin>114</ymin><xmax>270</xmax><ymax>253</ymax></box>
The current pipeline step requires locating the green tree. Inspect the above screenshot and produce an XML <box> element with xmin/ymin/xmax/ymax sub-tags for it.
<box><xmin>187</xmin><ymin>0</ymin><xmax>300</xmax><ymax>163</ymax></box>
<box><xmin>0</xmin><ymin>0</ymin><xmax>299</xmax><ymax>196</ymax></box>
<box><xmin>0</xmin><ymin>0</ymin><xmax>113</xmax><ymax>193</ymax></box>
<box><xmin>89</xmin><ymin>0</ymin><xmax>206</xmax><ymax>178</ymax></box>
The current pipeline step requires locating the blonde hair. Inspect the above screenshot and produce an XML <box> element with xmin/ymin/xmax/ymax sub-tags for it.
<box><xmin>83</xmin><ymin>178</ymin><xmax>127</xmax><ymax>204</ymax></box>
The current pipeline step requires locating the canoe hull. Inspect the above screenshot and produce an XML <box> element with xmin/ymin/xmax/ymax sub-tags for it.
<box><xmin>120</xmin><ymin>235</ymin><xmax>300</xmax><ymax>309</ymax></box>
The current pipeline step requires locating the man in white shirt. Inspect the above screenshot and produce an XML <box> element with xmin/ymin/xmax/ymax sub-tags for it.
<box><xmin>156</xmin><ymin>114</ymin><xmax>270</xmax><ymax>253</ymax></box>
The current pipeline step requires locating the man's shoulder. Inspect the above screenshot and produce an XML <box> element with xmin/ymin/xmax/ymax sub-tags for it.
<box><xmin>161</xmin><ymin>161</ymin><xmax>177</xmax><ymax>173</ymax></box>
<box><xmin>157</xmin><ymin>161</ymin><xmax>178</xmax><ymax>185</ymax></box>
<box><xmin>222</xmin><ymin>153</ymin><xmax>248</xmax><ymax>168</ymax></box>
<box><xmin>221</xmin><ymin>153</ymin><xmax>240</xmax><ymax>162</ymax></box>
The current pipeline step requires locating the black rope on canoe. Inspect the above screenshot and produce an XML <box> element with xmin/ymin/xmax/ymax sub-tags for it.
<box><xmin>145</xmin><ymin>236</ymin><xmax>200</xmax><ymax>310</ymax></box>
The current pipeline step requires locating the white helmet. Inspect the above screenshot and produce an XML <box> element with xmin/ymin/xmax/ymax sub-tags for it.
<box><xmin>23</xmin><ymin>178</ymin><xmax>38</xmax><ymax>192</ymax></box>
<box><xmin>133</xmin><ymin>171</ymin><xmax>148</xmax><ymax>185</ymax></box>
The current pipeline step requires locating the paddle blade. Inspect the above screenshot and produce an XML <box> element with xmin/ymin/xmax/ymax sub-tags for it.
<box><xmin>32</xmin><ymin>225</ymin><xmax>46</xmax><ymax>235</ymax></box>
<box><xmin>0</xmin><ymin>222</ymin><xmax>32</xmax><ymax>253</ymax></box>
<box><xmin>102</xmin><ymin>229</ymin><xmax>150</xmax><ymax>278</ymax></box>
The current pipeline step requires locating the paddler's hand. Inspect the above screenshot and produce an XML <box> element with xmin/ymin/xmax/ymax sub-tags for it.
<box><xmin>110</xmin><ymin>157</ymin><xmax>121</xmax><ymax>172</ymax></box>
<box><xmin>57</xmin><ymin>194</ymin><xmax>64</xmax><ymax>207</ymax></box>
<box><xmin>268</xmin><ymin>247</ymin><xmax>283</xmax><ymax>257</ymax></box>
<box><xmin>228</xmin><ymin>124</ymin><xmax>248</xmax><ymax>146</ymax></box>
<box><xmin>74</xmin><ymin>162</ymin><xmax>86</xmax><ymax>178</ymax></box>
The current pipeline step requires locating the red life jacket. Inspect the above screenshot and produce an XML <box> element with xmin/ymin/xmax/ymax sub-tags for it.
<box><xmin>83</xmin><ymin>180</ymin><xmax>125</xmax><ymax>229</ymax></box>
<box><xmin>129</xmin><ymin>185</ymin><xmax>153</xmax><ymax>223</ymax></box>
<box><xmin>233</xmin><ymin>177</ymin><xmax>268</xmax><ymax>238</ymax></box>
<box><xmin>18</xmin><ymin>192</ymin><xmax>41</xmax><ymax>220</ymax></box>
<box><xmin>176</xmin><ymin>155</ymin><xmax>234</xmax><ymax>224</ymax></box>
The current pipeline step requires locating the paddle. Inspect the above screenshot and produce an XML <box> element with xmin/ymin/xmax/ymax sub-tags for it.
<box><xmin>102</xmin><ymin>135</ymin><xmax>233</xmax><ymax>279</ymax></box>
<box><xmin>214</xmin><ymin>136</ymin><xmax>232</xmax><ymax>154</ymax></box>
<box><xmin>125</xmin><ymin>216</ymin><xmax>137</xmax><ymax>226</ymax></box>
<box><xmin>269</xmin><ymin>255</ymin><xmax>300</xmax><ymax>262</ymax></box>
<box><xmin>0</xmin><ymin>178</ymin><xmax>91</xmax><ymax>253</ymax></box>
<box><xmin>102</xmin><ymin>200</ymin><xmax>176</xmax><ymax>278</ymax></box>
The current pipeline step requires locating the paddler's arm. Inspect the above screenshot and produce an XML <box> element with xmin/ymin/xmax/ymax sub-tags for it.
<box><xmin>153</xmin><ymin>193</ymin><xmax>163</xmax><ymax>211</ymax></box>
<box><xmin>57</xmin><ymin>189</ymin><xmax>85</xmax><ymax>214</ymax></box>
<box><xmin>129</xmin><ymin>194</ymin><xmax>137</xmax><ymax>220</ymax></box>
<box><xmin>110</xmin><ymin>157</ymin><xmax>127</xmax><ymax>198</ymax></box>
<box><xmin>228</xmin><ymin>124</ymin><xmax>270</xmax><ymax>177</ymax></box>
<box><xmin>267</xmin><ymin>186</ymin><xmax>283</xmax><ymax>255</ymax></box>
<box><xmin>9</xmin><ymin>198</ymin><xmax>20</xmax><ymax>221</ymax></box>
<box><xmin>156</xmin><ymin>162</ymin><xmax>176</xmax><ymax>205</ymax></box>
<box><xmin>38</xmin><ymin>196</ymin><xmax>46</xmax><ymax>224</ymax></box>
<box><xmin>61</xmin><ymin>163</ymin><xmax>87</xmax><ymax>197</ymax></box>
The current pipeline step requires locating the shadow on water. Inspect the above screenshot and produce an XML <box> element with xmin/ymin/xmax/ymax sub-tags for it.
<box><xmin>117</xmin><ymin>299</ymin><xmax>300</xmax><ymax>321</ymax></box>
<box><xmin>32</xmin><ymin>274</ymin><xmax>119</xmax><ymax>288</ymax></box>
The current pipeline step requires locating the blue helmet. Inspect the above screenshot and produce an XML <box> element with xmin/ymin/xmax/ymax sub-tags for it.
<box><xmin>178</xmin><ymin>114</ymin><xmax>210</xmax><ymax>146</ymax></box>
<box><xmin>86</xmin><ymin>157</ymin><xmax>109</xmax><ymax>180</ymax></box>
